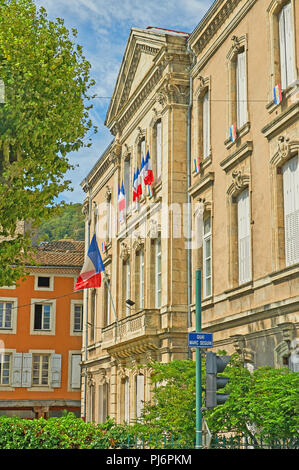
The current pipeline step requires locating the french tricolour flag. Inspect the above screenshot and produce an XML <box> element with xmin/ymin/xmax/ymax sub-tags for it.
<box><xmin>230</xmin><ymin>123</ymin><xmax>237</xmax><ymax>143</ymax></box>
<box><xmin>144</xmin><ymin>150</ymin><xmax>154</xmax><ymax>186</ymax></box>
<box><xmin>75</xmin><ymin>235</ymin><xmax>105</xmax><ymax>291</ymax></box>
<box><xmin>274</xmin><ymin>83</ymin><xmax>282</xmax><ymax>105</ymax></box>
<box><xmin>118</xmin><ymin>181</ymin><xmax>126</xmax><ymax>222</ymax></box>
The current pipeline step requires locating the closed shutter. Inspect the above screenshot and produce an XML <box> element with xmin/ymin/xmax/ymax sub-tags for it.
<box><xmin>236</xmin><ymin>51</ymin><xmax>247</xmax><ymax>128</ymax></box>
<box><xmin>156</xmin><ymin>121</ymin><xmax>162</xmax><ymax>179</ymax></box>
<box><xmin>11</xmin><ymin>352</ymin><xmax>22</xmax><ymax>387</ymax></box>
<box><xmin>51</xmin><ymin>353</ymin><xmax>62</xmax><ymax>388</ymax></box>
<box><xmin>124</xmin><ymin>157</ymin><xmax>131</xmax><ymax>209</ymax></box>
<box><xmin>71</xmin><ymin>354</ymin><xmax>81</xmax><ymax>389</ymax></box>
<box><xmin>203</xmin><ymin>91</ymin><xmax>210</xmax><ymax>159</ymax></box>
<box><xmin>22</xmin><ymin>353</ymin><xmax>32</xmax><ymax>387</ymax></box>
<box><xmin>136</xmin><ymin>374</ymin><xmax>144</xmax><ymax>419</ymax></box>
<box><xmin>283</xmin><ymin>155</ymin><xmax>299</xmax><ymax>266</ymax></box>
<box><xmin>284</xmin><ymin>3</ymin><xmax>296</xmax><ymax>87</ymax></box>
<box><xmin>237</xmin><ymin>188</ymin><xmax>251</xmax><ymax>284</ymax></box>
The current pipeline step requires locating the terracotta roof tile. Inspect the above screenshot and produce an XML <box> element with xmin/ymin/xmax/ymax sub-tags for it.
<box><xmin>28</xmin><ymin>239</ymin><xmax>84</xmax><ymax>268</ymax></box>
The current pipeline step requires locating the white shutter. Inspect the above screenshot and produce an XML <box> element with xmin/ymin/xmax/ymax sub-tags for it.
<box><xmin>136</xmin><ymin>374</ymin><xmax>144</xmax><ymax>419</ymax></box>
<box><xmin>51</xmin><ymin>353</ymin><xmax>62</xmax><ymax>388</ymax></box>
<box><xmin>71</xmin><ymin>354</ymin><xmax>81</xmax><ymax>389</ymax></box>
<box><xmin>279</xmin><ymin>7</ymin><xmax>287</xmax><ymax>89</ymax></box>
<box><xmin>203</xmin><ymin>91</ymin><xmax>210</xmax><ymax>158</ymax></box>
<box><xmin>237</xmin><ymin>188</ymin><xmax>251</xmax><ymax>284</ymax></box>
<box><xmin>11</xmin><ymin>352</ymin><xmax>22</xmax><ymax>387</ymax></box>
<box><xmin>22</xmin><ymin>353</ymin><xmax>32</xmax><ymax>387</ymax></box>
<box><xmin>156</xmin><ymin>121</ymin><xmax>162</xmax><ymax>179</ymax></box>
<box><xmin>284</xmin><ymin>3</ymin><xmax>296</xmax><ymax>87</ymax></box>
<box><xmin>283</xmin><ymin>155</ymin><xmax>299</xmax><ymax>266</ymax></box>
<box><xmin>237</xmin><ymin>51</ymin><xmax>247</xmax><ymax>128</ymax></box>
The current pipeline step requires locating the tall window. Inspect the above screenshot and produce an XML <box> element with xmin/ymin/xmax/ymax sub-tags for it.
<box><xmin>155</xmin><ymin>120</ymin><xmax>162</xmax><ymax>180</ymax></box>
<box><xmin>124</xmin><ymin>156</ymin><xmax>131</xmax><ymax>211</ymax></box>
<box><xmin>136</xmin><ymin>374</ymin><xmax>144</xmax><ymax>419</ymax></box>
<box><xmin>34</xmin><ymin>304</ymin><xmax>51</xmax><ymax>330</ymax></box>
<box><xmin>125</xmin><ymin>260</ymin><xmax>131</xmax><ymax>316</ymax></box>
<box><xmin>237</xmin><ymin>188</ymin><xmax>251</xmax><ymax>284</ymax></box>
<box><xmin>203</xmin><ymin>216</ymin><xmax>212</xmax><ymax>298</ymax></box>
<box><xmin>0</xmin><ymin>353</ymin><xmax>11</xmax><ymax>385</ymax></box>
<box><xmin>0</xmin><ymin>302</ymin><xmax>12</xmax><ymax>329</ymax></box>
<box><xmin>124</xmin><ymin>377</ymin><xmax>130</xmax><ymax>423</ymax></box>
<box><xmin>283</xmin><ymin>154</ymin><xmax>299</xmax><ymax>266</ymax></box>
<box><xmin>155</xmin><ymin>238</ymin><xmax>161</xmax><ymax>308</ymax></box>
<box><xmin>279</xmin><ymin>2</ymin><xmax>296</xmax><ymax>90</ymax></box>
<box><xmin>73</xmin><ymin>304</ymin><xmax>83</xmax><ymax>332</ymax></box>
<box><xmin>32</xmin><ymin>354</ymin><xmax>50</xmax><ymax>386</ymax></box>
<box><xmin>236</xmin><ymin>50</ymin><xmax>247</xmax><ymax>128</ymax></box>
<box><xmin>104</xmin><ymin>279</ymin><xmax>111</xmax><ymax>326</ymax></box>
<box><xmin>139</xmin><ymin>249</ymin><xmax>145</xmax><ymax>310</ymax></box>
<box><xmin>71</xmin><ymin>354</ymin><xmax>81</xmax><ymax>389</ymax></box>
<box><xmin>202</xmin><ymin>91</ymin><xmax>210</xmax><ymax>159</ymax></box>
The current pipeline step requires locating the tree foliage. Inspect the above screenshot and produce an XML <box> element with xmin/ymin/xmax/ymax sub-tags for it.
<box><xmin>0</xmin><ymin>0</ymin><xmax>96</xmax><ymax>286</ymax></box>
<box><xmin>37</xmin><ymin>202</ymin><xmax>85</xmax><ymax>241</ymax></box>
<box><xmin>132</xmin><ymin>357</ymin><xmax>299</xmax><ymax>445</ymax></box>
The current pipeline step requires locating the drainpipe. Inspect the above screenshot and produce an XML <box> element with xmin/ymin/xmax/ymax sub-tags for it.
<box><xmin>187</xmin><ymin>43</ymin><xmax>196</xmax><ymax>359</ymax></box>
<box><xmin>82</xmin><ymin>179</ymin><xmax>91</xmax><ymax>420</ymax></box>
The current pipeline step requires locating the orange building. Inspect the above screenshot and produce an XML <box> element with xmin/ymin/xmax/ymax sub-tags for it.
<box><xmin>0</xmin><ymin>240</ymin><xmax>84</xmax><ymax>419</ymax></box>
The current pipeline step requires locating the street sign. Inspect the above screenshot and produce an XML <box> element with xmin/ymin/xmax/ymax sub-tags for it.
<box><xmin>188</xmin><ymin>332</ymin><xmax>213</xmax><ymax>348</ymax></box>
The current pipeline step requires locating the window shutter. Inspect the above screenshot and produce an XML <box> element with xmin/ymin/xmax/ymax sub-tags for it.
<box><xmin>51</xmin><ymin>353</ymin><xmax>62</xmax><ymax>388</ymax></box>
<box><xmin>156</xmin><ymin>121</ymin><xmax>162</xmax><ymax>179</ymax></box>
<box><xmin>124</xmin><ymin>157</ymin><xmax>131</xmax><ymax>209</ymax></box>
<box><xmin>284</xmin><ymin>3</ymin><xmax>296</xmax><ymax>87</ymax></box>
<box><xmin>237</xmin><ymin>188</ymin><xmax>251</xmax><ymax>284</ymax></box>
<box><xmin>22</xmin><ymin>353</ymin><xmax>32</xmax><ymax>387</ymax></box>
<box><xmin>279</xmin><ymin>7</ymin><xmax>287</xmax><ymax>89</ymax></box>
<box><xmin>203</xmin><ymin>91</ymin><xmax>210</xmax><ymax>158</ymax></box>
<box><xmin>283</xmin><ymin>155</ymin><xmax>299</xmax><ymax>266</ymax></box>
<box><xmin>71</xmin><ymin>354</ymin><xmax>81</xmax><ymax>389</ymax></box>
<box><xmin>237</xmin><ymin>51</ymin><xmax>247</xmax><ymax>128</ymax></box>
<box><xmin>136</xmin><ymin>374</ymin><xmax>144</xmax><ymax>419</ymax></box>
<box><xmin>11</xmin><ymin>352</ymin><xmax>23</xmax><ymax>387</ymax></box>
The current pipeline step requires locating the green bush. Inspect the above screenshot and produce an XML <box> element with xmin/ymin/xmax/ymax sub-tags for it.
<box><xmin>0</xmin><ymin>413</ymin><xmax>131</xmax><ymax>449</ymax></box>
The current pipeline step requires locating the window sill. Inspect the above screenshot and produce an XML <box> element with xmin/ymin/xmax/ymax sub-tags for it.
<box><xmin>224</xmin><ymin>121</ymin><xmax>250</xmax><ymax>150</ymax></box>
<box><xmin>27</xmin><ymin>386</ymin><xmax>54</xmax><ymax>392</ymax></box>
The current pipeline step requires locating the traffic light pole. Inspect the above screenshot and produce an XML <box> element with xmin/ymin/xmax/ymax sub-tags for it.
<box><xmin>195</xmin><ymin>269</ymin><xmax>202</xmax><ymax>449</ymax></box>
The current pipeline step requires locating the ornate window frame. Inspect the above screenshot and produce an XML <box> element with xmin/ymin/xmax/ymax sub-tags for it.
<box><xmin>194</xmin><ymin>75</ymin><xmax>211</xmax><ymax>170</ymax></box>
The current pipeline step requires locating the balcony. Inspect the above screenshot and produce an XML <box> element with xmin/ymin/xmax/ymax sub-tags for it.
<box><xmin>101</xmin><ymin>308</ymin><xmax>161</xmax><ymax>358</ymax></box>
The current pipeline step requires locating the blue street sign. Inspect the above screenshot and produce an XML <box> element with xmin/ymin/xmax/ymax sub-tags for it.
<box><xmin>188</xmin><ymin>332</ymin><xmax>213</xmax><ymax>348</ymax></box>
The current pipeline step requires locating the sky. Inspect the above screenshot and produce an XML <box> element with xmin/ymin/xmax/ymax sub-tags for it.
<box><xmin>34</xmin><ymin>0</ymin><xmax>214</xmax><ymax>204</ymax></box>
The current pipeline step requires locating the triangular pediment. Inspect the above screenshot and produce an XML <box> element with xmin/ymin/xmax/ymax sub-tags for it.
<box><xmin>105</xmin><ymin>28</ymin><xmax>166</xmax><ymax>128</ymax></box>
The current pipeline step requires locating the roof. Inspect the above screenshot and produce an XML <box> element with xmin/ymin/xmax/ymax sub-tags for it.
<box><xmin>146</xmin><ymin>26</ymin><xmax>190</xmax><ymax>36</ymax></box>
<box><xmin>28</xmin><ymin>239</ymin><xmax>85</xmax><ymax>268</ymax></box>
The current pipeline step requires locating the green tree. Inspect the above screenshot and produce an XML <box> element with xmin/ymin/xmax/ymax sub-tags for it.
<box><xmin>0</xmin><ymin>0</ymin><xmax>96</xmax><ymax>286</ymax></box>
<box><xmin>132</xmin><ymin>357</ymin><xmax>299</xmax><ymax>446</ymax></box>
<box><xmin>37</xmin><ymin>202</ymin><xmax>85</xmax><ymax>241</ymax></box>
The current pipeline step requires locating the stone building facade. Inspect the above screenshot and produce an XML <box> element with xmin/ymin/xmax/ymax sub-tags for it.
<box><xmin>81</xmin><ymin>27</ymin><xmax>191</xmax><ymax>423</ymax></box>
<box><xmin>188</xmin><ymin>0</ymin><xmax>299</xmax><ymax>370</ymax></box>
<box><xmin>81</xmin><ymin>0</ymin><xmax>299</xmax><ymax>424</ymax></box>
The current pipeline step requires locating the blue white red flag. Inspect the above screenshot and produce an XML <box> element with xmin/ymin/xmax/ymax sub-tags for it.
<box><xmin>230</xmin><ymin>123</ymin><xmax>237</xmax><ymax>143</ymax></box>
<box><xmin>137</xmin><ymin>165</ymin><xmax>142</xmax><ymax>199</ymax></box>
<box><xmin>144</xmin><ymin>150</ymin><xmax>154</xmax><ymax>186</ymax></box>
<box><xmin>75</xmin><ymin>235</ymin><xmax>105</xmax><ymax>291</ymax></box>
<box><xmin>274</xmin><ymin>83</ymin><xmax>282</xmax><ymax>105</ymax></box>
<box><xmin>132</xmin><ymin>168</ymin><xmax>138</xmax><ymax>202</ymax></box>
<box><xmin>118</xmin><ymin>181</ymin><xmax>126</xmax><ymax>210</ymax></box>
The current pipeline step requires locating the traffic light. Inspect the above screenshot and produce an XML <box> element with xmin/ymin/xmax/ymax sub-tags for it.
<box><xmin>205</xmin><ymin>351</ymin><xmax>231</xmax><ymax>409</ymax></box>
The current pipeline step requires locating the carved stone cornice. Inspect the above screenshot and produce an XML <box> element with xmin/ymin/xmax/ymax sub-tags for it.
<box><xmin>191</xmin><ymin>0</ymin><xmax>243</xmax><ymax>55</ymax></box>
<box><xmin>120</xmin><ymin>241</ymin><xmax>130</xmax><ymax>261</ymax></box>
<box><xmin>220</xmin><ymin>141</ymin><xmax>253</xmax><ymax>173</ymax></box>
<box><xmin>227</xmin><ymin>169</ymin><xmax>250</xmax><ymax>196</ymax></box>
<box><xmin>132</xmin><ymin>235</ymin><xmax>144</xmax><ymax>252</ymax></box>
<box><xmin>270</xmin><ymin>136</ymin><xmax>299</xmax><ymax>167</ymax></box>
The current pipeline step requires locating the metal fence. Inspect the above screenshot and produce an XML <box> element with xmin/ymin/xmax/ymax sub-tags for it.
<box><xmin>121</xmin><ymin>434</ymin><xmax>299</xmax><ymax>450</ymax></box>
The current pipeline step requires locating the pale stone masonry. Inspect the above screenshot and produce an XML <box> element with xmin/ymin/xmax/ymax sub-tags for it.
<box><xmin>81</xmin><ymin>0</ymin><xmax>299</xmax><ymax>424</ymax></box>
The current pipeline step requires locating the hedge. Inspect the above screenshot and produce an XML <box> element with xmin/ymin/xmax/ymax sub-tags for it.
<box><xmin>0</xmin><ymin>413</ymin><xmax>131</xmax><ymax>449</ymax></box>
